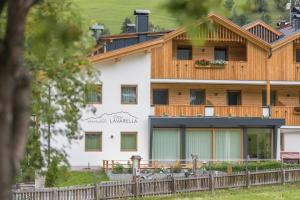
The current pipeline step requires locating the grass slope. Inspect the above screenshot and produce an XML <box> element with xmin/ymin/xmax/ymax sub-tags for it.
<box><xmin>73</xmin><ymin>0</ymin><xmax>178</xmax><ymax>34</ymax></box>
<box><xmin>56</xmin><ymin>170</ymin><xmax>109</xmax><ymax>187</ymax></box>
<box><xmin>144</xmin><ymin>184</ymin><xmax>300</xmax><ymax>200</ymax></box>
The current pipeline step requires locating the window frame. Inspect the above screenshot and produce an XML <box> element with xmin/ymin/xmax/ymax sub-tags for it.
<box><xmin>176</xmin><ymin>45</ymin><xmax>193</xmax><ymax>60</ymax></box>
<box><xmin>85</xmin><ymin>132</ymin><xmax>102</xmax><ymax>152</ymax></box>
<box><xmin>190</xmin><ymin>89</ymin><xmax>206</xmax><ymax>105</ymax></box>
<box><xmin>120</xmin><ymin>132</ymin><xmax>138</xmax><ymax>152</ymax></box>
<box><xmin>85</xmin><ymin>84</ymin><xmax>102</xmax><ymax>104</ymax></box>
<box><xmin>121</xmin><ymin>85</ymin><xmax>138</xmax><ymax>105</ymax></box>
<box><xmin>227</xmin><ymin>90</ymin><xmax>242</xmax><ymax>106</ymax></box>
<box><xmin>296</xmin><ymin>48</ymin><xmax>300</xmax><ymax>63</ymax></box>
<box><xmin>152</xmin><ymin>89</ymin><xmax>169</xmax><ymax>105</ymax></box>
<box><xmin>214</xmin><ymin>47</ymin><xmax>228</xmax><ymax>61</ymax></box>
<box><xmin>262</xmin><ymin>90</ymin><xmax>277</xmax><ymax>106</ymax></box>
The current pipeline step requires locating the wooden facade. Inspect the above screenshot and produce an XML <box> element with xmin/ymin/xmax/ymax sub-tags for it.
<box><xmin>150</xmin><ymin>15</ymin><xmax>300</xmax><ymax>126</ymax></box>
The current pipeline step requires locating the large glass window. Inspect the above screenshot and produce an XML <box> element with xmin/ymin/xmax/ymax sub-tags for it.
<box><xmin>214</xmin><ymin>47</ymin><xmax>228</xmax><ymax>61</ymax></box>
<box><xmin>121</xmin><ymin>132</ymin><xmax>137</xmax><ymax>151</ymax></box>
<box><xmin>227</xmin><ymin>91</ymin><xmax>241</xmax><ymax>105</ymax></box>
<box><xmin>247</xmin><ymin>128</ymin><xmax>272</xmax><ymax>159</ymax></box>
<box><xmin>121</xmin><ymin>85</ymin><xmax>137</xmax><ymax>104</ymax></box>
<box><xmin>177</xmin><ymin>45</ymin><xmax>192</xmax><ymax>60</ymax></box>
<box><xmin>190</xmin><ymin>90</ymin><xmax>205</xmax><ymax>105</ymax></box>
<box><xmin>216</xmin><ymin>129</ymin><xmax>242</xmax><ymax>161</ymax></box>
<box><xmin>153</xmin><ymin>89</ymin><xmax>169</xmax><ymax>105</ymax></box>
<box><xmin>85</xmin><ymin>132</ymin><xmax>102</xmax><ymax>152</ymax></box>
<box><xmin>86</xmin><ymin>84</ymin><xmax>102</xmax><ymax>104</ymax></box>
<box><xmin>152</xmin><ymin>128</ymin><xmax>180</xmax><ymax>160</ymax></box>
<box><xmin>262</xmin><ymin>90</ymin><xmax>277</xmax><ymax>106</ymax></box>
<box><xmin>186</xmin><ymin>129</ymin><xmax>212</xmax><ymax>161</ymax></box>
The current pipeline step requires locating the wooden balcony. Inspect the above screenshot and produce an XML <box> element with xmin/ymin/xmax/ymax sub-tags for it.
<box><xmin>270</xmin><ymin>106</ymin><xmax>300</xmax><ymax>126</ymax></box>
<box><xmin>152</xmin><ymin>60</ymin><xmax>256</xmax><ymax>80</ymax></box>
<box><xmin>154</xmin><ymin>105</ymin><xmax>300</xmax><ymax>126</ymax></box>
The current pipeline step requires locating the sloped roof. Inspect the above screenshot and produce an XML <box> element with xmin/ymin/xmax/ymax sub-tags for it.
<box><xmin>90</xmin><ymin>13</ymin><xmax>300</xmax><ymax>63</ymax></box>
<box><xmin>243</xmin><ymin>20</ymin><xmax>283</xmax><ymax>36</ymax></box>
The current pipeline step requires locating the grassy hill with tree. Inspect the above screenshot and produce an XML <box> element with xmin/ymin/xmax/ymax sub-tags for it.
<box><xmin>73</xmin><ymin>0</ymin><xmax>291</xmax><ymax>34</ymax></box>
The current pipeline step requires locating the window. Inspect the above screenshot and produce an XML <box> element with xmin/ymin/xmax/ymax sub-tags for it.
<box><xmin>262</xmin><ymin>90</ymin><xmax>277</xmax><ymax>106</ymax></box>
<box><xmin>121</xmin><ymin>132</ymin><xmax>137</xmax><ymax>151</ymax></box>
<box><xmin>190</xmin><ymin>90</ymin><xmax>205</xmax><ymax>105</ymax></box>
<box><xmin>186</xmin><ymin>129</ymin><xmax>212</xmax><ymax>161</ymax></box>
<box><xmin>215</xmin><ymin>129</ymin><xmax>242</xmax><ymax>160</ymax></box>
<box><xmin>152</xmin><ymin>128</ymin><xmax>180</xmax><ymax>160</ymax></box>
<box><xmin>86</xmin><ymin>84</ymin><xmax>102</xmax><ymax>104</ymax></box>
<box><xmin>214</xmin><ymin>47</ymin><xmax>228</xmax><ymax>61</ymax></box>
<box><xmin>153</xmin><ymin>89</ymin><xmax>169</xmax><ymax>105</ymax></box>
<box><xmin>177</xmin><ymin>45</ymin><xmax>192</xmax><ymax>60</ymax></box>
<box><xmin>296</xmin><ymin>49</ymin><xmax>300</xmax><ymax>63</ymax></box>
<box><xmin>247</xmin><ymin>128</ymin><xmax>272</xmax><ymax>159</ymax></box>
<box><xmin>121</xmin><ymin>85</ymin><xmax>137</xmax><ymax>104</ymax></box>
<box><xmin>227</xmin><ymin>91</ymin><xmax>241</xmax><ymax>105</ymax></box>
<box><xmin>85</xmin><ymin>132</ymin><xmax>102</xmax><ymax>152</ymax></box>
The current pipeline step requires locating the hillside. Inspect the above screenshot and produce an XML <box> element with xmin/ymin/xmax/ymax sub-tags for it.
<box><xmin>73</xmin><ymin>0</ymin><xmax>288</xmax><ymax>34</ymax></box>
<box><xmin>73</xmin><ymin>0</ymin><xmax>178</xmax><ymax>34</ymax></box>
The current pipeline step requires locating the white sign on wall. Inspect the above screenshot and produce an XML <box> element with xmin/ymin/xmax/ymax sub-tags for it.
<box><xmin>83</xmin><ymin>111</ymin><xmax>138</xmax><ymax>124</ymax></box>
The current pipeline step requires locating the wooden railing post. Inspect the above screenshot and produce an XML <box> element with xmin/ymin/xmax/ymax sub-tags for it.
<box><xmin>209</xmin><ymin>173</ymin><xmax>214</xmax><ymax>192</ymax></box>
<box><xmin>132</xmin><ymin>178</ymin><xmax>139</xmax><ymax>198</ymax></box>
<box><xmin>246</xmin><ymin>170</ymin><xmax>251</xmax><ymax>188</ymax></box>
<box><xmin>282</xmin><ymin>168</ymin><xmax>286</xmax><ymax>185</ymax></box>
<box><xmin>94</xmin><ymin>184</ymin><xmax>99</xmax><ymax>200</ymax></box>
<box><xmin>172</xmin><ymin>177</ymin><xmax>176</xmax><ymax>194</ymax></box>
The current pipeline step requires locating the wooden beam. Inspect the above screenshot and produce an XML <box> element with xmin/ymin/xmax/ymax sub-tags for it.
<box><xmin>266</xmin><ymin>80</ymin><xmax>271</xmax><ymax>106</ymax></box>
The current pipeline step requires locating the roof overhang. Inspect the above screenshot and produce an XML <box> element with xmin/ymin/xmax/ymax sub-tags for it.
<box><xmin>149</xmin><ymin>117</ymin><xmax>285</xmax><ymax>128</ymax></box>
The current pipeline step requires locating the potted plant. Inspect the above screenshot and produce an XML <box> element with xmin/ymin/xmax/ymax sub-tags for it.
<box><xmin>195</xmin><ymin>59</ymin><xmax>210</xmax><ymax>67</ymax></box>
<box><xmin>210</xmin><ymin>59</ymin><xmax>227</xmax><ymax>67</ymax></box>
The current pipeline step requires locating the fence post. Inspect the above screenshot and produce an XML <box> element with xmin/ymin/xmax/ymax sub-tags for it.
<box><xmin>53</xmin><ymin>189</ymin><xmax>58</xmax><ymax>200</ymax></box>
<box><xmin>209</xmin><ymin>173</ymin><xmax>214</xmax><ymax>193</ymax></box>
<box><xmin>172</xmin><ymin>177</ymin><xmax>176</xmax><ymax>194</ymax></box>
<box><xmin>94</xmin><ymin>184</ymin><xmax>99</xmax><ymax>200</ymax></box>
<box><xmin>282</xmin><ymin>168</ymin><xmax>286</xmax><ymax>185</ymax></box>
<box><xmin>246</xmin><ymin>170</ymin><xmax>251</xmax><ymax>188</ymax></box>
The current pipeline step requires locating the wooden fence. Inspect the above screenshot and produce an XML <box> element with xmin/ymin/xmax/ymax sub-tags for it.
<box><xmin>12</xmin><ymin>168</ymin><xmax>300</xmax><ymax>200</ymax></box>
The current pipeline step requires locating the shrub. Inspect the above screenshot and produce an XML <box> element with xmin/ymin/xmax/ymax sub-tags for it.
<box><xmin>172</xmin><ymin>162</ymin><xmax>182</xmax><ymax>173</ymax></box>
<box><xmin>113</xmin><ymin>164</ymin><xmax>124</xmax><ymax>174</ymax></box>
<box><xmin>206</xmin><ymin>161</ymin><xmax>300</xmax><ymax>173</ymax></box>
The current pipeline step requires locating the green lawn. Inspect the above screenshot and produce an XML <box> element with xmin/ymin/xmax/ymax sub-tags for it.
<box><xmin>144</xmin><ymin>184</ymin><xmax>300</xmax><ymax>200</ymax></box>
<box><xmin>73</xmin><ymin>0</ymin><xmax>178</xmax><ymax>34</ymax></box>
<box><xmin>72</xmin><ymin>0</ymin><xmax>287</xmax><ymax>34</ymax></box>
<box><xmin>55</xmin><ymin>170</ymin><xmax>109</xmax><ymax>187</ymax></box>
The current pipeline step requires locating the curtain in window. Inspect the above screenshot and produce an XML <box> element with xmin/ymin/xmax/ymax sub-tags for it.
<box><xmin>87</xmin><ymin>85</ymin><xmax>102</xmax><ymax>103</ymax></box>
<box><xmin>121</xmin><ymin>134</ymin><xmax>137</xmax><ymax>151</ymax></box>
<box><xmin>122</xmin><ymin>87</ymin><xmax>136</xmax><ymax>104</ymax></box>
<box><xmin>85</xmin><ymin>133</ymin><xmax>101</xmax><ymax>151</ymax></box>
<box><xmin>152</xmin><ymin>128</ymin><xmax>180</xmax><ymax>161</ymax></box>
<box><xmin>186</xmin><ymin>129</ymin><xmax>212</xmax><ymax>161</ymax></box>
<box><xmin>216</xmin><ymin>129</ymin><xmax>241</xmax><ymax>161</ymax></box>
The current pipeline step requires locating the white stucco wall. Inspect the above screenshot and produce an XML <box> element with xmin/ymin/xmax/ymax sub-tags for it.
<box><xmin>53</xmin><ymin>52</ymin><xmax>152</xmax><ymax>167</ymax></box>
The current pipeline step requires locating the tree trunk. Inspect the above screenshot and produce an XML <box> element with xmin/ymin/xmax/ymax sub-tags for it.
<box><xmin>0</xmin><ymin>0</ymin><xmax>37</xmax><ymax>199</ymax></box>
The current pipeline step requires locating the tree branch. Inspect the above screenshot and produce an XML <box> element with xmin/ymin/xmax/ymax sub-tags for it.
<box><xmin>24</xmin><ymin>0</ymin><xmax>40</xmax><ymax>12</ymax></box>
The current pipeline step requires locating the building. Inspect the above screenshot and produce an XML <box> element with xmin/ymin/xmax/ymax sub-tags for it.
<box><xmin>61</xmin><ymin>10</ymin><xmax>300</xmax><ymax>168</ymax></box>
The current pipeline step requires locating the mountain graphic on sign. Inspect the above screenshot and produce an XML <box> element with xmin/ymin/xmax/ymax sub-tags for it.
<box><xmin>83</xmin><ymin>111</ymin><xmax>138</xmax><ymax>123</ymax></box>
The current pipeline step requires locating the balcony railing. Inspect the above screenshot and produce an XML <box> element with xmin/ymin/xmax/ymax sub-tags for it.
<box><xmin>154</xmin><ymin>105</ymin><xmax>300</xmax><ymax>126</ymax></box>
<box><xmin>270</xmin><ymin>106</ymin><xmax>300</xmax><ymax>126</ymax></box>
<box><xmin>166</xmin><ymin>60</ymin><xmax>250</xmax><ymax>80</ymax></box>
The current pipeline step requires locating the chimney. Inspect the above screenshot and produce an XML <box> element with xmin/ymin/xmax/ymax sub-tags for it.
<box><xmin>134</xmin><ymin>9</ymin><xmax>150</xmax><ymax>32</ymax></box>
<box><xmin>90</xmin><ymin>23</ymin><xmax>104</xmax><ymax>39</ymax></box>
<box><xmin>126</xmin><ymin>23</ymin><xmax>136</xmax><ymax>33</ymax></box>
<box><xmin>292</xmin><ymin>7</ymin><xmax>300</xmax><ymax>31</ymax></box>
